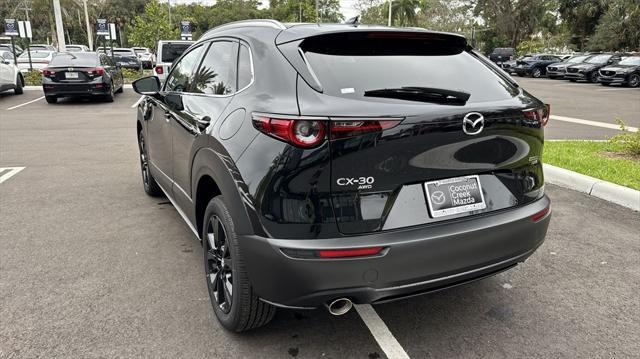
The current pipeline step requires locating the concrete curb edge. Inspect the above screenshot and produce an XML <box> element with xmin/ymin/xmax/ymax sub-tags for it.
<box><xmin>544</xmin><ymin>163</ymin><xmax>640</xmax><ymax>211</ymax></box>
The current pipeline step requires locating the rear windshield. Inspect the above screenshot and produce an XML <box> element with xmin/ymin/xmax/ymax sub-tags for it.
<box><xmin>133</xmin><ymin>48</ymin><xmax>146</xmax><ymax>54</ymax></box>
<box><xmin>66</xmin><ymin>46</ymin><xmax>82</xmax><ymax>52</ymax></box>
<box><xmin>301</xmin><ymin>33</ymin><xmax>519</xmax><ymax>103</ymax></box>
<box><xmin>161</xmin><ymin>43</ymin><xmax>191</xmax><ymax>63</ymax></box>
<box><xmin>19</xmin><ymin>51</ymin><xmax>50</xmax><ymax>59</ymax></box>
<box><xmin>114</xmin><ymin>54</ymin><xmax>137</xmax><ymax>60</ymax></box>
<box><xmin>492</xmin><ymin>48</ymin><xmax>514</xmax><ymax>55</ymax></box>
<box><xmin>49</xmin><ymin>53</ymin><xmax>97</xmax><ymax>67</ymax></box>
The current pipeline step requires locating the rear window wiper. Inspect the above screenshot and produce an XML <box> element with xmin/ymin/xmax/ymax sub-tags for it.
<box><xmin>364</xmin><ymin>86</ymin><xmax>471</xmax><ymax>105</ymax></box>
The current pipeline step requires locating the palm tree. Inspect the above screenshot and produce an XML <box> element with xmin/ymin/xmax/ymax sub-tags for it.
<box><xmin>392</xmin><ymin>0</ymin><xmax>420</xmax><ymax>26</ymax></box>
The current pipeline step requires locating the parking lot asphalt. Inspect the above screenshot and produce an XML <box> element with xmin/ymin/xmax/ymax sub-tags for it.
<box><xmin>1</xmin><ymin>84</ymin><xmax>639</xmax><ymax>358</ymax></box>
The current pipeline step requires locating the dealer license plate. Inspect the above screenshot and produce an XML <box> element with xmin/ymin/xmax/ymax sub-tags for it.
<box><xmin>424</xmin><ymin>175</ymin><xmax>486</xmax><ymax>218</ymax></box>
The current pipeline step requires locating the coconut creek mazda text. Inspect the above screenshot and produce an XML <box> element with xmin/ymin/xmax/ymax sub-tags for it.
<box><xmin>132</xmin><ymin>20</ymin><xmax>552</xmax><ymax>332</ymax></box>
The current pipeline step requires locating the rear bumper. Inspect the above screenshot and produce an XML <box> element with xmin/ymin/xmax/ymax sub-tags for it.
<box><xmin>42</xmin><ymin>83</ymin><xmax>110</xmax><ymax>97</ymax></box>
<box><xmin>242</xmin><ymin>196</ymin><xmax>551</xmax><ymax>308</ymax></box>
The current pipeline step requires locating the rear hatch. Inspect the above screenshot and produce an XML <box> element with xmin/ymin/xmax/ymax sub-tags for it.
<box><xmin>278</xmin><ymin>29</ymin><xmax>547</xmax><ymax>235</ymax></box>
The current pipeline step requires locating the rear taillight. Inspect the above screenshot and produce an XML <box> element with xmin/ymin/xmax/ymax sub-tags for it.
<box><xmin>523</xmin><ymin>104</ymin><xmax>550</xmax><ymax>127</ymax></box>
<box><xmin>252</xmin><ymin>114</ymin><xmax>327</xmax><ymax>148</ymax></box>
<box><xmin>87</xmin><ymin>67</ymin><xmax>105</xmax><ymax>77</ymax></box>
<box><xmin>155</xmin><ymin>65</ymin><xmax>163</xmax><ymax>75</ymax></box>
<box><xmin>42</xmin><ymin>68</ymin><xmax>55</xmax><ymax>77</ymax></box>
<box><xmin>252</xmin><ymin>113</ymin><xmax>403</xmax><ymax>148</ymax></box>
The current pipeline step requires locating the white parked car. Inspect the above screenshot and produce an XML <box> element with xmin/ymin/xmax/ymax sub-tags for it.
<box><xmin>154</xmin><ymin>40</ymin><xmax>194</xmax><ymax>82</ymax></box>
<box><xmin>17</xmin><ymin>50</ymin><xmax>56</xmax><ymax>72</ymax></box>
<box><xmin>0</xmin><ymin>54</ymin><xmax>24</xmax><ymax>95</ymax></box>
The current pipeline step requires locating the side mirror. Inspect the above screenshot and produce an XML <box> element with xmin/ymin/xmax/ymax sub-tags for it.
<box><xmin>132</xmin><ymin>76</ymin><xmax>161</xmax><ymax>96</ymax></box>
<box><xmin>165</xmin><ymin>93</ymin><xmax>184</xmax><ymax>112</ymax></box>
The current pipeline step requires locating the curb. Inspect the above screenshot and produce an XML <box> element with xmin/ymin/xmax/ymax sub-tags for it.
<box><xmin>543</xmin><ymin>163</ymin><xmax>640</xmax><ymax>211</ymax></box>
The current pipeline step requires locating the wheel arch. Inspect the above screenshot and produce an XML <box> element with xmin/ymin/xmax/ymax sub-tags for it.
<box><xmin>191</xmin><ymin>148</ymin><xmax>262</xmax><ymax>241</ymax></box>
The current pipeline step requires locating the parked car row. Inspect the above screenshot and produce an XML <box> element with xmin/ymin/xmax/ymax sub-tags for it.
<box><xmin>489</xmin><ymin>49</ymin><xmax>640</xmax><ymax>88</ymax></box>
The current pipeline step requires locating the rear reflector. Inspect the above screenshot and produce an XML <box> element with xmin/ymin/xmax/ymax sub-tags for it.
<box><xmin>155</xmin><ymin>65</ymin><xmax>163</xmax><ymax>75</ymax></box>
<box><xmin>532</xmin><ymin>206</ymin><xmax>550</xmax><ymax>222</ymax></box>
<box><xmin>318</xmin><ymin>247</ymin><xmax>384</xmax><ymax>258</ymax></box>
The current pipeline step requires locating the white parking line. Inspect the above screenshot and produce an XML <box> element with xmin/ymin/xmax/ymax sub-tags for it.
<box><xmin>551</xmin><ymin>115</ymin><xmax>638</xmax><ymax>132</ymax></box>
<box><xmin>355</xmin><ymin>304</ymin><xmax>410</xmax><ymax>359</ymax></box>
<box><xmin>131</xmin><ymin>96</ymin><xmax>144</xmax><ymax>108</ymax></box>
<box><xmin>5</xmin><ymin>96</ymin><xmax>45</xmax><ymax>110</ymax></box>
<box><xmin>596</xmin><ymin>87</ymin><xmax>636</xmax><ymax>92</ymax></box>
<box><xmin>0</xmin><ymin>167</ymin><xmax>25</xmax><ymax>184</ymax></box>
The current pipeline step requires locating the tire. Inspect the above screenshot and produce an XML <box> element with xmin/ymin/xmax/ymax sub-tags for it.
<box><xmin>203</xmin><ymin>196</ymin><xmax>276</xmax><ymax>332</ymax></box>
<box><xmin>588</xmin><ymin>72</ymin><xmax>599</xmax><ymax>83</ymax></box>
<box><xmin>14</xmin><ymin>74</ymin><xmax>23</xmax><ymax>95</ymax></box>
<box><xmin>45</xmin><ymin>96</ymin><xmax>57</xmax><ymax>104</ymax></box>
<box><xmin>137</xmin><ymin>131</ymin><xmax>163</xmax><ymax>197</ymax></box>
<box><xmin>104</xmin><ymin>83</ymin><xmax>114</xmax><ymax>102</ymax></box>
<box><xmin>627</xmin><ymin>74</ymin><xmax>640</xmax><ymax>88</ymax></box>
<box><xmin>532</xmin><ymin>68</ymin><xmax>542</xmax><ymax>78</ymax></box>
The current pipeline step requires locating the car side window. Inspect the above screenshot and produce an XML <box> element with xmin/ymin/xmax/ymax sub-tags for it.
<box><xmin>165</xmin><ymin>45</ymin><xmax>205</xmax><ymax>93</ymax></box>
<box><xmin>192</xmin><ymin>41</ymin><xmax>238</xmax><ymax>95</ymax></box>
<box><xmin>237</xmin><ymin>44</ymin><xmax>253</xmax><ymax>90</ymax></box>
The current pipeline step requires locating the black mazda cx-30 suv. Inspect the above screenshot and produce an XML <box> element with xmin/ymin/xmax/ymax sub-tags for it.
<box><xmin>133</xmin><ymin>20</ymin><xmax>552</xmax><ymax>332</ymax></box>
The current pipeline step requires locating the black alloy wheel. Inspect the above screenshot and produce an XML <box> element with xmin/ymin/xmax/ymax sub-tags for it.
<box><xmin>204</xmin><ymin>215</ymin><xmax>233</xmax><ymax>314</ymax></box>
<box><xmin>628</xmin><ymin>74</ymin><xmax>640</xmax><ymax>88</ymax></box>
<box><xmin>589</xmin><ymin>71</ymin><xmax>599</xmax><ymax>83</ymax></box>
<box><xmin>532</xmin><ymin>68</ymin><xmax>542</xmax><ymax>78</ymax></box>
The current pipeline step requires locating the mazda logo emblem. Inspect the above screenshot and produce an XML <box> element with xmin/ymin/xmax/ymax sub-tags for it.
<box><xmin>462</xmin><ymin>112</ymin><xmax>484</xmax><ymax>135</ymax></box>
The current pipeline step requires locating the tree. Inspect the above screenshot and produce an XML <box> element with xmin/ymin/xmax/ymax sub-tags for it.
<box><xmin>557</xmin><ymin>0</ymin><xmax>608</xmax><ymax>51</ymax></box>
<box><xmin>588</xmin><ymin>0</ymin><xmax>640</xmax><ymax>51</ymax></box>
<box><xmin>128</xmin><ymin>0</ymin><xmax>179</xmax><ymax>51</ymax></box>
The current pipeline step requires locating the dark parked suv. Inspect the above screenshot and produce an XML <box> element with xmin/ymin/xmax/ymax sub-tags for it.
<box><xmin>513</xmin><ymin>54</ymin><xmax>562</xmax><ymax>77</ymax></box>
<box><xmin>565</xmin><ymin>53</ymin><xmax>622</xmax><ymax>83</ymax></box>
<box><xmin>133</xmin><ymin>20</ymin><xmax>551</xmax><ymax>332</ymax></box>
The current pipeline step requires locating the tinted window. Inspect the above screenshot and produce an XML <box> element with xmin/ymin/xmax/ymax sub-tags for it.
<box><xmin>237</xmin><ymin>44</ymin><xmax>252</xmax><ymax>90</ymax></box>
<box><xmin>193</xmin><ymin>41</ymin><xmax>237</xmax><ymax>95</ymax></box>
<box><xmin>302</xmin><ymin>34</ymin><xmax>518</xmax><ymax>103</ymax></box>
<box><xmin>49</xmin><ymin>52</ymin><xmax>97</xmax><ymax>67</ymax></box>
<box><xmin>161</xmin><ymin>43</ymin><xmax>192</xmax><ymax>63</ymax></box>
<box><xmin>165</xmin><ymin>45</ymin><xmax>205</xmax><ymax>93</ymax></box>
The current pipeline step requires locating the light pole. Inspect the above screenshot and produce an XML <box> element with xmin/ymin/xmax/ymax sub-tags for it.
<box><xmin>388</xmin><ymin>0</ymin><xmax>392</xmax><ymax>27</ymax></box>
<box><xmin>52</xmin><ymin>0</ymin><xmax>66</xmax><ymax>51</ymax></box>
<box><xmin>82</xmin><ymin>0</ymin><xmax>93</xmax><ymax>50</ymax></box>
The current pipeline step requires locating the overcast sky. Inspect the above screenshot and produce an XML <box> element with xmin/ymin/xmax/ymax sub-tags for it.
<box><xmin>160</xmin><ymin>0</ymin><xmax>361</xmax><ymax>20</ymax></box>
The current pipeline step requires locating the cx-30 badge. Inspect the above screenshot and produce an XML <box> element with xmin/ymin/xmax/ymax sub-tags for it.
<box><xmin>462</xmin><ymin>112</ymin><xmax>484</xmax><ymax>135</ymax></box>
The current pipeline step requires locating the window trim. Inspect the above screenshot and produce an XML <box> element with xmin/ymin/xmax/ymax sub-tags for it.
<box><xmin>163</xmin><ymin>43</ymin><xmax>206</xmax><ymax>93</ymax></box>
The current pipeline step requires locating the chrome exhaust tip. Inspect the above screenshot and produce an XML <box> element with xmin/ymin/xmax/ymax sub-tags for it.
<box><xmin>325</xmin><ymin>298</ymin><xmax>353</xmax><ymax>316</ymax></box>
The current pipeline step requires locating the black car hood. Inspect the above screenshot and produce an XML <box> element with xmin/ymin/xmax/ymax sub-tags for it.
<box><xmin>600</xmin><ymin>64</ymin><xmax>639</xmax><ymax>72</ymax></box>
<box><xmin>568</xmin><ymin>63</ymin><xmax>600</xmax><ymax>70</ymax></box>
